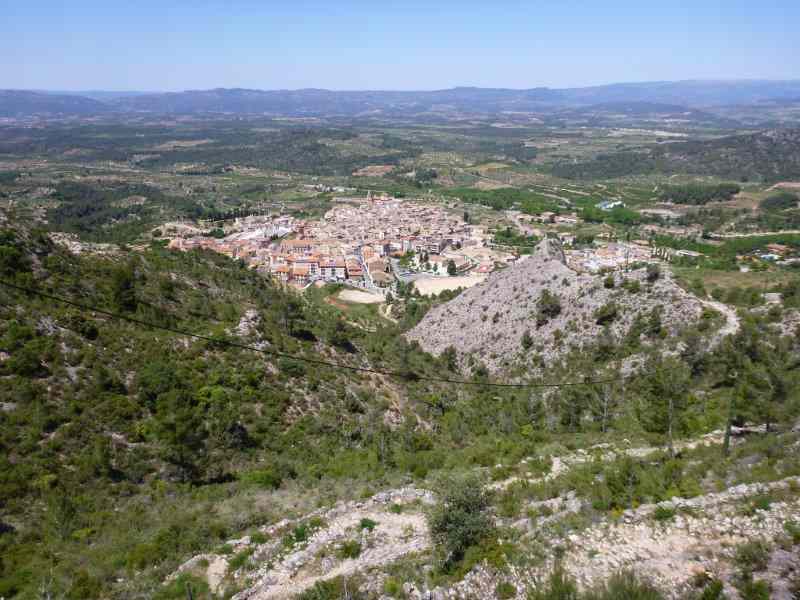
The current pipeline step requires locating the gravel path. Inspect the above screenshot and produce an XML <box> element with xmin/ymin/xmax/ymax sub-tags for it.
<box><xmin>696</xmin><ymin>297</ymin><xmax>741</xmax><ymax>345</ymax></box>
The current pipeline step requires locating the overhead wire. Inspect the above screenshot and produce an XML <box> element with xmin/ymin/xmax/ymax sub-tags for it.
<box><xmin>0</xmin><ymin>278</ymin><xmax>627</xmax><ymax>389</ymax></box>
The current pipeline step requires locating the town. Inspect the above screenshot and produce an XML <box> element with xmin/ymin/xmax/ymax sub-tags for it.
<box><xmin>168</xmin><ymin>194</ymin><xmax>499</xmax><ymax>293</ymax></box>
<box><xmin>166</xmin><ymin>192</ymin><xmax>699</xmax><ymax>296</ymax></box>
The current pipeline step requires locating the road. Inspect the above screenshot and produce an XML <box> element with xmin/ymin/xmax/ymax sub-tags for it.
<box><xmin>708</xmin><ymin>229</ymin><xmax>800</xmax><ymax>239</ymax></box>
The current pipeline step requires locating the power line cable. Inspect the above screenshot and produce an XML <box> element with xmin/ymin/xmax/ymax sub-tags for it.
<box><xmin>0</xmin><ymin>278</ymin><xmax>626</xmax><ymax>389</ymax></box>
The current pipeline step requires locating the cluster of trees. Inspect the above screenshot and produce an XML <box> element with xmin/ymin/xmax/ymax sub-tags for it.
<box><xmin>0</xmin><ymin>120</ymin><xmax>423</xmax><ymax>176</ymax></box>
<box><xmin>760</xmin><ymin>191</ymin><xmax>799</xmax><ymax>211</ymax></box>
<box><xmin>550</xmin><ymin>151</ymin><xmax>661</xmax><ymax>180</ymax></box>
<box><xmin>580</xmin><ymin>204</ymin><xmax>641</xmax><ymax>225</ymax></box>
<box><xmin>444</xmin><ymin>188</ymin><xmax>558</xmax><ymax>215</ymax></box>
<box><xmin>0</xmin><ymin>171</ymin><xmax>19</xmax><ymax>184</ymax></box>
<box><xmin>536</xmin><ymin>289</ymin><xmax>562</xmax><ymax>326</ymax></box>
<box><xmin>48</xmin><ymin>181</ymin><xmax>203</xmax><ymax>243</ymax></box>
<box><xmin>413</xmin><ymin>168</ymin><xmax>438</xmax><ymax>186</ymax></box>
<box><xmin>549</xmin><ymin>129</ymin><xmax>800</xmax><ymax>182</ymax></box>
<box><xmin>492</xmin><ymin>226</ymin><xmax>539</xmax><ymax>253</ymax></box>
<box><xmin>655</xmin><ymin>232</ymin><xmax>800</xmax><ymax>271</ymax></box>
<box><xmin>659</xmin><ymin>183</ymin><xmax>741</xmax><ymax>205</ymax></box>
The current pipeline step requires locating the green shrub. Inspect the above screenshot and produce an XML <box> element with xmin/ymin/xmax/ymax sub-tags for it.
<box><xmin>784</xmin><ymin>520</ymin><xmax>800</xmax><ymax>545</ymax></box>
<box><xmin>428</xmin><ymin>475</ymin><xmax>493</xmax><ymax>569</ymax></box>
<box><xmin>228</xmin><ymin>548</ymin><xmax>254</xmax><ymax>572</ymax></box>
<box><xmin>646</xmin><ymin>264</ymin><xmax>661</xmax><ymax>283</ymax></box>
<box><xmin>625</xmin><ymin>279</ymin><xmax>642</xmax><ymax>294</ymax></box>
<box><xmin>67</xmin><ymin>569</ymin><xmax>102</xmax><ymax>599</ymax></box>
<box><xmin>584</xmin><ymin>570</ymin><xmax>664</xmax><ymax>599</ymax></box>
<box><xmin>736</xmin><ymin>576</ymin><xmax>770</xmax><ymax>600</ymax></box>
<box><xmin>734</xmin><ymin>540</ymin><xmax>770</xmax><ymax>573</ymax></box>
<box><xmin>337</xmin><ymin>540</ymin><xmax>362</xmax><ymax>559</ymax></box>
<box><xmin>594</xmin><ymin>302</ymin><xmax>619</xmax><ymax>325</ymax></box>
<box><xmin>6</xmin><ymin>344</ymin><xmax>44</xmax><ymax>377</ymax></box>
<box><xmin>153</xmin><ymin>574</ymin><xmax>211</xmax><ymax>600</ymax></box>
<box><xmin>522</xmin><ymin>330</ymin><xmax>534</xmax><ymax>349</ymax></box>
<box><xmin>283</xmin><ymin>517</ymin><xmax>326</xmax><ymax>548</ymax></box>
<box><xmin>126</xmin><ymin>542</ymin><xmax>157</xmax><ymax>571</ymax></box>
<box><xmin>383</xmin><ymin>577</ymin><xmax>402</xmax><ymax>596</ymax></box>
<box><xmin>760</xmin><ymin>191</ymin><xmax>798</xmax><ymax>211</ymax></box>
<box><xmin>536</xmin><ymin>290</ymin><xmax>562</xmax><ymax>327</ymax></box>
<box><xmin>652</xmin><ymin>505</ymin><xmax>676</xmax><ymax>522</ymax></box>
<box><xmin>359</xmin><ymin>518</ymin><xmax>377</xmax><ymax>531</ymax></box>
<box><xmin>278</xmin><ymin>357</ymin><xmax>307</xmax><ymax>378</ymax></box>
<box><xmin>297</xmin><ymin>576</ymin><xmax>365</xmax><ymax>600</ymax></box>
<box><xmin>528</xmin><ymin>566</ymin><xmax>579</xmax><ymax>599</ymax></box>
<box><xmin>241</xmin><ymin>467</ymin><xmax>282</xmax><ymax>489</ymax></box>
<box><xmin>218</xmin><ymin>543</ymin><xmax>234</xmax><ymax>555</ymax></box>
<box><xmin>690</xmin><ymin>576</ymin><xmax>725</xmax><ymax>600</ymax></box>
<box><xmin>250</xmin><ymin>531</ymin><xmax>268</xmax><ymax>544</ymax></box>
<box><xmin>496</xmin><ymin>581</ymin><xmax>517</xmax><ymax>599</ymax></box>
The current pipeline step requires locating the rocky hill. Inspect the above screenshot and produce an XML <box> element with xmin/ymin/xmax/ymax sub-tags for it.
<box><xmin>407</xmin><ymin>239</ymin><xmax>713</xmax><ymax>374</ymax></box>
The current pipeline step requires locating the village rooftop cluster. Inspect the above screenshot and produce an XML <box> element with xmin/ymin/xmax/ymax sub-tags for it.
<box><xmin>168</xmin><ymin>195</ymin><xmax>492</xmax><ymax>289</ymax></box>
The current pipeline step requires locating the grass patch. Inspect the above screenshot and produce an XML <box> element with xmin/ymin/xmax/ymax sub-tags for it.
<box><xmin>337</xmin><ymin>540</ymin><xmax>362</xmax><ymax>560</ymax></box>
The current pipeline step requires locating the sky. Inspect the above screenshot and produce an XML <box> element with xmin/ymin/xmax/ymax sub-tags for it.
<box><xmin>2</xmin><ymin>0</ymin><xmax>799</xmax><ymax>91</ymax></box>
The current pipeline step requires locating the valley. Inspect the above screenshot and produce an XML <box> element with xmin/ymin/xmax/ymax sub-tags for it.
<box><xmin>1</xmin><ymin>82</ymin><xmax>800</xmax><ymax>600</ymax></box>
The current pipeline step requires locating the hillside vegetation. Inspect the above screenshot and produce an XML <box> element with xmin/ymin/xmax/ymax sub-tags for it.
<box><xmin>550</xmin><ymin>129</ymin><xmax>800</xmax><ymax>182</ymax></box>
<box><xmin>1</xmin><ymin>222</ymin><xmax>799</xmax><ymax>598</ymax></box>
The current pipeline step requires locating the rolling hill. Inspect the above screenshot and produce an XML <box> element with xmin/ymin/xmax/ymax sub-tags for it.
<box><xmin>0</xmin><ymin>90</ymin><xmax>111</xmax><ymax>117</ymax></box>
<box><xmin>550</xmin><ymin>128</ymin><xmax>800</xmax><ymax>182</ymax></box>
<box><xmin>3</xmin><ymin>80</ymin><xmax>800</xmax><ymax>118</ymax></box>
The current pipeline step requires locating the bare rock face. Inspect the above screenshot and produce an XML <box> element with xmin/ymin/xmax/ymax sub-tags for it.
<box><xmin>406</xmin><ymin>239</ymin><xmax>708</xmax><ymax>374</ymax></box>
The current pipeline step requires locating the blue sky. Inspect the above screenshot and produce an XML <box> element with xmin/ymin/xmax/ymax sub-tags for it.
<box><xmin>2</xmin><ymin>0</ymin><xmax>799</xmax><ymax>91</ymax></box>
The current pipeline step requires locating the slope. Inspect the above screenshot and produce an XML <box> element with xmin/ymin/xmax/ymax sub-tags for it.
<box><xmin>0</xmin><ymin>221</ymin><xmax>456</xmax><ymax>598</ymax></box>
<box><xmin>0</xmin><ymin>90</ymin><xmax>112</xmax><ymax>117</ymax></box>
<box><xmin>406</xmin><ymin>239</ymin><xmax>713</xmax><ymax>374</ymax></box>
<box><xmin>550</xmin><ymin>128</ymin><xmax>800</xmax><ymax>182</ymax></box>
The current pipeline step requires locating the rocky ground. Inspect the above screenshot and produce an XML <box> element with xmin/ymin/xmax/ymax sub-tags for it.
<box><xmin>165</xmin><ymin>430</ymin><xmax>800</xmax><ymax>599</ymax></box>
<box><xmin>406</xmin><ymin>239</ymin><xmax>714</xmax><ymax>374</ymax></box>
<box><xmin>169</xmin><ymin>488</ymin><xmax>433</xmax><ymax>599</ymax></box>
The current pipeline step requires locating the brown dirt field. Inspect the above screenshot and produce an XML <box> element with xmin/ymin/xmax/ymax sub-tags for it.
<box><xmin>337</xmin><ymin>289</ymin><xmax>384</xmax><ymax>304</ymax></box>
<box><xmin>413</xmin><ymin>275</ymin><xmax>486</xmax><ymax>296</ymax></box>
<box><xmin>352</xmin><ymin>165</ymin><xmax>394</xmax><ymax>177</ymax></box>
<box><xmin>473</xmin><ymin>179</ymin><xmax>512</xmax><ymax>190</ymax></box>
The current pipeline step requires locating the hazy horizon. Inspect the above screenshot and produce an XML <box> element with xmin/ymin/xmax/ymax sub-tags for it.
<box><xmin>11</xmin><ymin>77</ymin><xmax>800</xmax><ymax>96</ymax></box>
<box><xmin>3</xmin><ymin>0</ymin><xmax>799</xmax><ymax>91</ymax></box>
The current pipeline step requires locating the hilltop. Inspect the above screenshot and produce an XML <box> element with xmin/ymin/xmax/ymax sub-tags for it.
<box><xmin>406</xmin><ymin>239</ymin><xmax>717</xmax><ymax>375</ymax></box>
<box><xmin>0</xmin><ymin>90</ymin><xmax>111</xmax><ymax>117</ymax></box>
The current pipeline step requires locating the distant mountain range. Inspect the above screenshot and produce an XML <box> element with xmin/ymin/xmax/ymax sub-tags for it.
<box><xmin>0</xmin><ymin>90</ymin><xmax>111</xmax><ymax>117</ymax></box>
<box><xmin>3</xmin><ymin>80</ymin><xmax>800</xmax><ymax>118</ymax></box>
